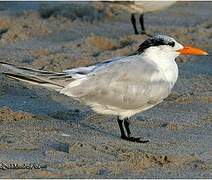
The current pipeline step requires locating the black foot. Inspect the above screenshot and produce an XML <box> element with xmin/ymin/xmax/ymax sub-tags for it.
<box><xmin>121</xmin><ymin>136</ymin><xmax>149</xmax><ymax>143</ymax></box>
<box><xmin>117</xmin><ymin>117</ymin><xmax>149</xmax><ymax>143</ymax></box>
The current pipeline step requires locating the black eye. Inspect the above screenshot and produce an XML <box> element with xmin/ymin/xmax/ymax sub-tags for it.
<box><xmin>168</xmin><ymin>42</ymin><xmax>175</xmax><ymax>47</ymax></box>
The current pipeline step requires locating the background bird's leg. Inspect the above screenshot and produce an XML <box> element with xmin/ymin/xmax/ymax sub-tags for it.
<box><xmin>131</xmin><ymin>13</ymin><xmax>139</xmax><ymax>34</ymax></box>
<box><xmin>139</xmin><ymin>13</ymin><xmax>145</xmax><ymax>34</ymax></box>
<box><xmin>117</xmin><ymin>116</ymin><xmax>127</xmax><ymax>138</ymax></box>
<box><xmin>124</xmin><ymin>118</ymin><xmax>131</xmax><ymax>137</ymax></box>
<box><xmin>139</xmin><ymin>14</ymin><xmax>152</xmax><ymax>37</ymax></box>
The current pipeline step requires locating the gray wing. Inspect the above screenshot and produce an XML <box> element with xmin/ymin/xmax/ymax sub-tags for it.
<box><xmin>63</xmin><ymin>56</ymin><xmax>124</xmax><ymax>78</ymax></box>
<box><xmin>60</xmin><ymin>55</ymin><xmax>171</xmax><ymax>109</ymax></box>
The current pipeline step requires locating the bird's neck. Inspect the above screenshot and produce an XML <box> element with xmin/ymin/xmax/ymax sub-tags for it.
<box><xmin>143</xmin><ymin>48</ymin><xmax>179</xmax><ymax>86</ymax></box>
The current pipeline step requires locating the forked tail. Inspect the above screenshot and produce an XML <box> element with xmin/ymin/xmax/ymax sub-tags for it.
<box><xmin>0</xmin><ymin>62</ymin><xmax>73</xmax><ymax>92</ymax></box>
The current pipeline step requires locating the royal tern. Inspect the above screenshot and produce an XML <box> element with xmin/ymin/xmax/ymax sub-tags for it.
<box><xmin>0</xmin><ymin>35</ymin><xmax>208</xmax><ymax>143</ymax></box>
<box><xmin>106</xmin><ymin>1</ymin><xmax>176</xmax><ymax>35</ymax></box>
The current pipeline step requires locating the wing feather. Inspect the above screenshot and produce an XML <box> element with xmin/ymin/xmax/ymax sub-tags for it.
<box><xmin>60</xmin><ymin>55</ymin><xmax>171</xmax><ymax>109</ymax></box>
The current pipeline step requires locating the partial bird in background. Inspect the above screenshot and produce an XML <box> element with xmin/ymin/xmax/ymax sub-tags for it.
<box><xmin>104</xmin><ymin>1</ymin><xmax>176</xmax><ymax>35</ymax></box>
<box><xmin>0</xmin><ymin>35</ymin><xmax>208</xmax><ymax>143</ymax></box>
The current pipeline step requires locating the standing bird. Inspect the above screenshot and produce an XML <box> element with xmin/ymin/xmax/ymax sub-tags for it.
<box><xmin>106</xmin><ymin>1</ymin><xmax>176</xmax><ymax>35</ymax></box>
<box><xmin>0</xmin><ymin>35</ymin><xmax>208</xmax><ymax>143</ymax></box>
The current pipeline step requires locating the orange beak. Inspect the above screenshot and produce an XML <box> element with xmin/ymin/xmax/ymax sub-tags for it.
<box><xmin>176</xmin><ymin>46</ymin><xmax>208</xmax><ymax>56</ymax></box>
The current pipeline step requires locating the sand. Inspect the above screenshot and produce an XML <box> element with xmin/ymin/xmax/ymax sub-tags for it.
<box><xmin>0</xmin><ymin>1</ymin><xmax>211</xmax><ymax>178</ymax></box>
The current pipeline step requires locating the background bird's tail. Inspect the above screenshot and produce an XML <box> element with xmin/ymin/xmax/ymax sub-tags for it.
<box><xmin>0</xmin><ymin>62</ymin><xmax>73</xmax><ymax>92</ymax></box>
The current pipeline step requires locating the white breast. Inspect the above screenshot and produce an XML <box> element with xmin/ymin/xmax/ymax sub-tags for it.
<box><xmin>157</xmin><ymin>59</ymin><xmax>178</xmax><ymax>88</ymax></box>
<box><xmin>144</xmin><ymin>47</ymin><xmax>179</xmax><ymax>89</ymax></box>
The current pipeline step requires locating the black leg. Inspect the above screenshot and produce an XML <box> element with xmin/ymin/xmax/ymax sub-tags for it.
<box><xmin>139</xmin><ymin>14</ymin><xmax>153</xmax><ymax>37</ymax></box>
<box><xmin>139</xmin><ymin>13</ymin><xmax>145</xmax><ymax>34</ymax></box>
<box><xmin>117</xmin><ymin>116</ymin><xmax>149</xmax><ymax>143</ymax></box>
<box><xmin>117</xmin><ymin>117</ymin><xmax>127</xmax><ymax>139</ymax></box>
<box><xmin>131</xmin><ymin>13</ymin><xmax>139</xmax><ymax>34</ymax></box>
<box><xmin>124</xmin><ymin>118</ymin><xmax>131</xmax><ymax>137</ymax></box>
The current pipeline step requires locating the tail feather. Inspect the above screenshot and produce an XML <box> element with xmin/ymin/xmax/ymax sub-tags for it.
<box><xmin>0</xmin><ymin>62</ymin><xmax>73</xmax><ymax>91</ymax></box>
<box><xmin>0</xmin><ymin>62</ymin><xmax>66</xmax><ymax>75</ymax></box>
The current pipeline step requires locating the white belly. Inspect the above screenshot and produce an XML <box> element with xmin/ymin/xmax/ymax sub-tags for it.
<box><xmin>87</xmin><ymin>99</ymin><xmax>163</xmax><ymax>119</ymax></box>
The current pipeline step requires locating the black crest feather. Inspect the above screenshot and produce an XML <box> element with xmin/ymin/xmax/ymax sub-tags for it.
<box><xmin>137</xmin><ymin>36</ymin><xmax>175</xmax><ymax>54</ymax></box>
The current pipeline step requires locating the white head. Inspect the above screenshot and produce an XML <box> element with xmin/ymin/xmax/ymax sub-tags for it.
<box><xmin>137</xmin><ymin>35</ymin><xmax>208</xmax><ymax>60</ymax></box>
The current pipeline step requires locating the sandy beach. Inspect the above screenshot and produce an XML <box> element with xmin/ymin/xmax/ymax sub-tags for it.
<box><xmin>0</xmin><ymin>1</ymin><xmax>211</xmax><ymax>178</ymax></box>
